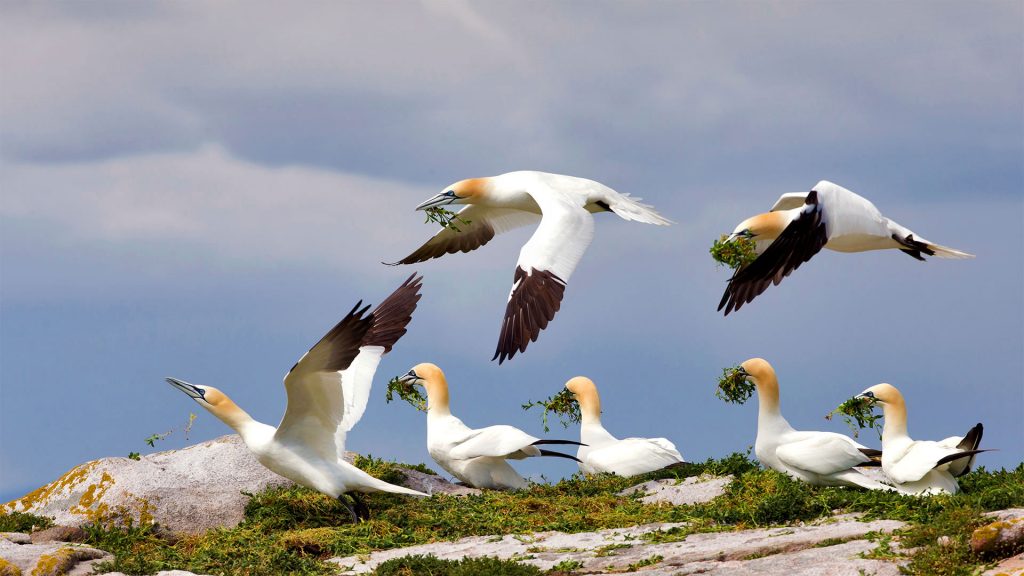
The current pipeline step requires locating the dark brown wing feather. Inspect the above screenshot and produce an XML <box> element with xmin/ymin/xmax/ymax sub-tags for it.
<box><xmin>363</xmin><ymin>273</ymin><xmax>424</xmax><ymax>353</ymax></box>
<box><xmin>289</xmin><ymin>302</ymin><xmax>374</xmax><ymax>375</ymax></box>
<box><xmin>948</xmin><ymin>423</ymin><xmax>984</xmax><ymax>477</ymax></box>
<box><xmin>492</xmin><ymin>266</ymin><xmax>566</xmax><ymax>364</ymax></box>
<box><xmin>719</xmin><ymin>191</ymin><xmax>828</xmax><ymax>315</ymax></box>
<box><xmin>386</xmin><ymin>222</ymin><xmax>495</xmax><ymax>265</ymax></box>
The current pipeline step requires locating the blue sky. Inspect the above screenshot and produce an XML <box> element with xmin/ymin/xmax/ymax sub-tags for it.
<box><xmin>1</xmin><ymin>2</ymin><xmax>1021</xmax><ymax>501</ymax></box>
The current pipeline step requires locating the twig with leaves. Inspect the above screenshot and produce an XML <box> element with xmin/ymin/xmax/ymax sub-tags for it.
<box><xmin>386</xmin><ymin>376</ymin><xmax>428</xmax><ymax>412</ymax></box>
<box><xmin>716</xmin><ymin>365</ymin><xmax>756</xmax><ymax>404</ymax></box>
<box><xmin>710</xmin><ymin>234</ymin><xmax>758</xmax><ymax>269</ymax></box>
<box><xmin>424</xmin><ymin>206</ymin><xmax>472</xmax><ymax>232</ymax></box>
<box><xmin>522</xmin><ymin>389</ymin><xmax>581</xmax><ymax>433</ymax></box>
<box><xmin>826</xmin><ymin>396</ymin><xmax>883</xmax><ymax>439</ymax></box>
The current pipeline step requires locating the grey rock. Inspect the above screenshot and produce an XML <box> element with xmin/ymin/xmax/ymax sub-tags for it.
<box><xmin>972</xmin><ymin>514</ymin><xmax>1024</xmax><ymax>557</ymax></box>
<box><xmin>980</xmin><ymin>552</ymin><xmax>1024</xmax><ymax>576</ymax></box>
<box><xmin>98</xmin><ymin>572</ymin><xmax>212</xmax><ymax>576</ymax></box>
<box><xmin>2</xmin><ymin>435</ymin><xmax>465</xmax><ymax>535</ymax></box>
<box><xmin>30</xmin><ymin>526</ymin><xmax>87</xmax><ymax>544</ymax></box>
<box><xmin>985</xmin><ymin>509</ymin><xmax>1024</xmax><ymax>523</ymax></box>
<box><xmin>618</xmin><ymin>475</ymin><xmax>731</xmax><ymax>505</ymax></box>
<box><xmin>0</xmin><ymin>534</ymin><xmax>30</xmax><ymax>545</ymax></box>
<box><xmin>0</xmin><ymin>538</ymin><xmax>111</xmax><ymax>576</ymax></box>
<box><xmin>331</xmin><ymin>517</ymin><xmax>904</xmax><ymax>574</ymax></box>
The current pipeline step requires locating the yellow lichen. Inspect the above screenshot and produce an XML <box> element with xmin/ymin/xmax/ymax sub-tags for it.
<box><xmin>70</xmin><ymin>471</ymin><xmax>116</xmax><ymax>523</ymax></box>
<box><xmin>0</xmin><ymin>556</ymin><xmax>22</xmax><ymax>576</ymax></box>
<box><xmin>2</xmin><ymin>462</ymin><xmax>98</xmax><ymax>514</ymax></box>
<box><xmin>29</xmin><ymin>547</ymin><xmax>75</xmax><ymax>576</ymax></box>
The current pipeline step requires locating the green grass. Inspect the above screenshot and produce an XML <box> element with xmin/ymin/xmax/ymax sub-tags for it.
<box><xmin>0</xmin><ymin>510</ymin><xmax>53</xmax><ymax>533</ymax></box>
<box><xmin>373</xmin><ymin>554</ymin><xmax>543</xmax><ymax>576</ymax></box>
<box><xmin>26</xmin><ymin>454</ymin><xmax>1022</xmax><ymax>576</ymax></box>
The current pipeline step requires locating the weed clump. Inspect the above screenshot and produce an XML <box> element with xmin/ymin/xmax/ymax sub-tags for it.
<box><xmin>386</xmin><ymin>376</ymin><xmax>428</xmax><ymax>411</ymax></box>
<box><xmin>424</xmin><ymin>207</ymin><xmax>472</xmax><ymax>232</ymax></box>
<box><xmin>0</xmin><ymin>511</ymin><xmax>54</xmax><ymax>533</ymax></box>
<box><xmin>376</xmin><ymin>554</ymin><xmax>543</xmax><ymax>575</ymax></box>
<box><xmin>710</xmin><ymin>234</ymin><xmax>758</xmax><ymax>269</ymax></box>
<box><xmin>716</xmin><ymin>365</ymin><xmax>756</xmax><ymax>404</ymax></box>
<box><xmin>522</xmin><ymin>389</ymin><xmax>581</xmax><ymax>432</ymax></box>
<box><xmin>825</xmin><ymin>395</ymin><xmax>882</xmax><ymax>438</ymax></box>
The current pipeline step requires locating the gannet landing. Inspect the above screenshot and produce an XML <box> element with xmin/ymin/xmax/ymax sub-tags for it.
<box><xmin>565</xmin><ymin>377</ymin><xmax>684</xmax><ymax>476</ymax></box>
<box><xmin>166</xmin><ymin>274</ymin><xmax>428</xmax><ymax>511</ymax></box>
<box><xmin>719</xmin><ymin>180</ymin><xmax>973</xmax><ymax>315</ymax></box>
<box><xmin>388</xmin><ymin>171</ymin><xmax>671</xmax><ymax>363</ymax></box>
<box><xmin>856</xmin><ymin>383</ymin><xmax>986</xmax><ymax>495</ymax></box>
<box><xmin>736</xmin><ymin>358</ymin><xmax>891</xmax><ymax>490</ymax></box>
<box><xmin>398</xmin><ymin>363</ymin><xmax>584</xmax><ymax>490</ymax></box>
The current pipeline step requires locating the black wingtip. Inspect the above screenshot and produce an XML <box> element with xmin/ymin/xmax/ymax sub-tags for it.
<box><xmin>532</xmin><ymin>439</ymin><xmax>586</xmax><ymax>447</ymax></box>
<box><xmin>538</xmin><ymin>449</ymin><xmax>582</xmax><ymax>463</ymax></box>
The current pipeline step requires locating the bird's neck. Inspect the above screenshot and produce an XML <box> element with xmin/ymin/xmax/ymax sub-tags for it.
<box><xmin>576</xmin><ymin>390</ymin><xmax>602</xmax><ymax>426</ymax></box>
<box><xmin>755</xmin><ymin>376</ymin><xmax>782</xmax><ymax>419</ymax></box>
<box><xmin>209</xmin><ymin>398</ymin><xmax>260</xmax><ymax>438</ymax></box>
<box><xmin>880</xmin><ymin>398</ymin><xmax>909</xmax><ymax>443</ymax></box>
<box><xmin>426</xmin><ymin>378</ymin><xmax>451</xmax><ymax>417</ymax></box>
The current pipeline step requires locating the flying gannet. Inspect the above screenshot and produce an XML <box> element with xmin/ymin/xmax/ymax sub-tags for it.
<box><xmin>565</xmin><ymin>376</ymin><xmax>684</xmax><ymax>476</ymax></box>
<box><xmin>388</xmin><ymin>171</ymin><xmax>671</xmax><ymax>363</ymax></box>
<box><xmin>736</xmin><ymin>358</ymin><xmax>891</xmax><ymax>490</ymax></box>
<box><xmin>856</xmin><ymin>383</ymin><xmax>985</xmax><ymax>495</ymax></box>
<box><xmin>397</xmin><ymin>363</ymin><xmax>584</xmax><ymax>489</ymax></box>
<box><xmin>166</xmin><ymin>274</ymin><xmax>428</xmax><ymax>517</ymax></box>
<box><xmin>718</xmin><ymin>180</ymin><xmax>973</xmax><ymax>315</ymax></box>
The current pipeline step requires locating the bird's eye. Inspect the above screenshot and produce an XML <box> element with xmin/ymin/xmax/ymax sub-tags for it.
<box><xmin>444</xmin><ymin>190</ymin><xmax>457</xmax><ymax>197</ymax></box>
<box><xmin>406</xmin><ymin>370</ymin><xmax>417</xmax><ymax>378</ymax></box>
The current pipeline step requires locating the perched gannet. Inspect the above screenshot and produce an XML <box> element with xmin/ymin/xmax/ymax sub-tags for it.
<box><xmin>719</xmin><ymin>180</ymin><xmax>973</xmax><ymax>314</ymax></box>
<box><xmin>565</xmin><ymin>377</ymin><xmax>684</xmax><ymax>476</ymax></box>
<box><xmin>388</xmin><ymin>171</ymin><xmax>671</xmax><ymax>363</ymax></box>
<box><xmin>166</xmin><ymin>275</ymin><xmax>428</xmax><ymax>514</ymax></box>
<box><xmin>737</xmin><ymin>358</ymin><xmax>890</xmax><ymax>490</ymax></box>
<box><xmin>856</xmin><ymin>383</ymin><xmax>985</xmax><ymax>495</ymax></box>
<box><xmin>397</xmin><ymin>363</ymin><xmax>584</xmax><ymax>489</ymax></box>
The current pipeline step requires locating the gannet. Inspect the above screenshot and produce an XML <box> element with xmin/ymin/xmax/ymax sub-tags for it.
<box><xmin>397</xmin><ymin>363</ymin><xmax>584</xmax><ymax>489</ymax></box>
<box><xmin>719</xmin><ymin>180</ymin><xmax>974</xmax><ymax>315</ymax></box>
<box><xmin>166</xmin><ymin>274</ymin><xmax>429</xmax><ymax>514</ymax></box>
<box><xmin>736</xmin><ymin>358</ymin><xmax>890</xmax><ymax>490</ymax></box>
<box><xmin>565</xmin><ymin>377</ymin><xmax>684</xmax><ymax>476</ymax></box>
<box><xmin>388</xmin><ymin>171</ymin><xmax>671</xmax><ymax>363</ymax></box>
<box><xmin>856</xmin><ymin>383</ymin><xmax>985</xmax><ymax>495</ymax></box>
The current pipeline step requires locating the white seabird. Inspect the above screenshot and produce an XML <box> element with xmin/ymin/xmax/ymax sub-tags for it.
<box><xmin>166</xmin><ymin>274</ymin><xmax>428</xmax><ymax>515</ymax></box>
<box><xmin>565</xmin><ymin>376</ymin><xmax>684</xmax><ymax>476</ymax></box>
<box><xmin>719</xmin><ymin>180</ymin><xmax>973</xmax><ymax>315</ymax></box>
<box><xmin>736</xmin><ymin>358</ymin><xmax>891</xmax><ymax>490</ymax></box>
<box><xmin>397</xmin><ymin>363</ymin><xmax>583</xmax><ymax>489</ymax></box>
<box><xmin>388</xmin><ymin>171</ymin><xmax>671</xmax><ymax>363</ymax></box>
<box><xmin>856</xmin><ymin>383</ymin><xmax>985</xmax><ymax>495</ymax></box>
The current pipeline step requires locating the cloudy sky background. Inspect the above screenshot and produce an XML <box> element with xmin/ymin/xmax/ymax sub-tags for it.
<box><xmin>2</xmin><ymin>2</ymin><xmax>1021</xmax><ymax>500</ymax></box>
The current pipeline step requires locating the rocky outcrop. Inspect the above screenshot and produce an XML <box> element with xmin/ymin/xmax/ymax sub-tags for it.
<box><xmin>331</xmin><ymin>516</ymin><xmax>905</xmax><ymax>575</ymax></box>
<box><xmin>0</xmin><ymin>533</ymin><xmax>111</xmax><ymax>576</ymax></box>
<box><xmin>618</xmin><ymin>475</ymin><xmax>731</xmax><ymax>505</ymax></box>
<box><xmin>973</xmin><ymin>509</ymin><xmax>1024</xmax><ymax>558</ymax></box>
<box><xmin>1</xmin><ymin>435</ymin><xmax>468</xmax><ymax>535</ymax></box>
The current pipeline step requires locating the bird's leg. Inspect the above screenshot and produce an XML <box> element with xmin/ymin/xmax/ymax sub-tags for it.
<box><xmin>350</xmin><ymin>493</ymin><xmax>371</xmax><ymax>521</ymax></box>
<box><xmin>339</xmin><ymin>496</ymin><xmax>358</xmax><ymax>524</ymax></box>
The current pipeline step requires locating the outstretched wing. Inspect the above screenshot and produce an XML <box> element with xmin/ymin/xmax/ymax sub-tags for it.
<box><xmin>770</xmin><ymin>192</ymin><xmax>809</xmax><ymax>212</ymax></box>
<box><xmin>276</xmin><ymin>302</ymin><xmax>373</xmax><ymax>461</ymax></box>
<box><xmin>493</xmin><ymin>191</ymin><xmax>594</xmax><ymax>363</ymax></box>
<box><xmin>719</xmin><ymin>191</ymin><xmax>828</xmax><ymax>315</ymax></box>
<box><xmin>335</xmin><ymin>274</ymin><xmax>423</xmax><ymax>457</ymax></box>
<box><xmin>775</xmin><ymin>433</ymin><xmax>872</xmax><ymax>476</ymax></box>
<box><xmin>387</xmin><ymin>205</ymin><xmax>541</xmax><ymax>265</ymax></box>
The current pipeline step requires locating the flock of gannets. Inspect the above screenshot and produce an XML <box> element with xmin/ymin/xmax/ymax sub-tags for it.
<box><xmin>163</xmin><ymin>171</ymin><xmax>984</xmax><ymax>508</ymax></box>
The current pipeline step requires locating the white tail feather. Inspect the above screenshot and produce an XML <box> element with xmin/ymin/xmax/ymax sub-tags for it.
<box><xmin>608</xmin><ymin>193</ymin><xmax>673</xmax><ymax>226</ymax></box>
<box><xmin>927</xmin><ymin>243</ymin><xmax>975</xmax><ymax>259</ymax></box>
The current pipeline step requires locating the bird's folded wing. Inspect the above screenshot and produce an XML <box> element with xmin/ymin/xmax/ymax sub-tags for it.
<box><xmin>589</xmin><ymin>438</ymin><xmax>683</xmax><ymax>476</ymax></box>
<box><xmin>775</xmin><ymin>433</ymin><xmax>871</xmax><ymax>476</ymax></box>
<box><xmin>719</xmin><ymin>192</ymin><xmax>827</xmax><ymax>315</ymax></box>
<box><xmin>388</xmin><ymin>206</ymin><xmax>541</xmax><ymax>265</ymax></box>
<box><xmin>770</xmin><ymin>192</ymin><xmax>809</xmax><ymax>212</ymax></box>
<box><xmin>887</xmin><ymin>441</ymin><xmax>958</xmax><ymax>483</ymax></box>
<box><xmin>448</xmin><ymin>425</ymin><xmax>539</xmax><ymax>460</ymax></box>
<box><xmin>493</xmin><ymin>191</ymin><xmax>595</xmax><ymax>363</ymax></box>
<box><xmin>276</xmin><ymin>302</ymin><xmax>373</xmax><ymax>461</ymax></box>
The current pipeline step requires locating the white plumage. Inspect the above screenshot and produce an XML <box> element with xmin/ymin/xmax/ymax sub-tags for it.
<box><xmin>565</xmin><ymin>377</ymin><xmax>684</xmax><ymax>476</ymax></box>
<box><xmin>390</xmin><ymin>171</ymin><xmax>671</xmax><ymax>363</ymax></box>
<box><xmin>165</xmin><ymin>275</ymin><xmax>427</xmax><ymax>507</ymax></box>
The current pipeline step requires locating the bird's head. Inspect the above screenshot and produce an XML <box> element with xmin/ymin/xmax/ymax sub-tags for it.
<box><xmin>565</xmin><ymin>376</ymin><xmax>596</xmax><ymax>397</ymax></box>
<box><xmin>398</xmin><ymin>363</ymin><xmax>449</xmax><ymax>409</ymax></box>
<box><xmin>165</xmin><ymin>377</ymin><xmax>227</xmax><ymax>411</ymax></box>
<box><xmin>727</xmin><ymin>212</ymin><xmax>787</xmax><ymax>243</ymax></box>
<box><xmin>415</xmin><ymin>178</ymin><xmax>490</xmax><ymax>211</ymax></box>
<box><xmin>738</xmin><ymin>358</ymin><xmax>774</xmax><ymax>385</ymax></box>
<box><xmin>856</xmin><ymin>383</ymin><xmax>902</xmax><ymax>406</ymax></box>
<box><xmin>565</xmin><ymin>376</ymin><xmax>600</xmax><ymax>417</ymax></box>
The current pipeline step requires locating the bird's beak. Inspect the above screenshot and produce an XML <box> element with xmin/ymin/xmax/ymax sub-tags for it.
<box><xmin>415</xmin><ymin>193</ymin><xmax>456</xmax><ymax>211</ymax></box>
<box><xmin>397</xmin><ymin>370</ymin><xmax>419</xmax><ymax>385</ymax></box>
<box><xmin>855</xmin><ymin>392</ymin><xmax>877</xmax><ymax>403</ymax></box>
<box><xmin>166</xmin><ymin>377</ymin><xmax>205</xmax><ymax>400</ymax></box>
<box><xmin>724</xmin><ymin>232</ymin><xmax>741</xmax><ymax>243</ymax></box>
<box><xmin>736</xmin><ymin>367</ymin><xmax>750</xmax><ymax>379</ymax></box>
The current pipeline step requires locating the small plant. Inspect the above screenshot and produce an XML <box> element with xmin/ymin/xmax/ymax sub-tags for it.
<box><xmin>522</xmin><ymin>389</ymin><xmax>581</xmax><ymax>433</ymax></box>
<box><xmin>826</xmin><ymin>396</ymin><xmax>883</xmax><ymax>439</ymax></box>
<box><xmin>715</xmin><ymin>365</ymin><xmax>756</xmax><ymax>404</ymax></box>
<box><xmin>376</xmin><ymin>554</ymin><xmax>543</xmax><ymax>576</ymax></box>
<box><xmin>627</xmin><ymin>554</ymin><xmax>663</xmax><ymax>570</ymax></box>
<box><xmin>385</xmin><ymin>376</ymin><xmax>428</xmax><ymax>411</ymax></box>
<box><xmin>710</xmin><ymin>234</ymin><xmax>758</xmax><ymax>269</ymax></box>
<box><xmin>424</xmin><ymin>206</ymin><xmax>472</xmax><ymax>232</ymax></box>
<box><xmin>184</xmin><ymin>412</ymin><xmax>196</xmax><ymax>440</ymax></box>
<box><xmin>0</xmin><ymin>511</ymin><xmax>54</xmax><ymax>533</ymax></box>
<box><xmin>144</xmin><ymin>431</ymin><xmax>172</xmax><ymax>448</ymax></box>
<box><xmin>127</xmin><ymin>452</ymin><xmax>141</xmax><ymax>461</ymax></box>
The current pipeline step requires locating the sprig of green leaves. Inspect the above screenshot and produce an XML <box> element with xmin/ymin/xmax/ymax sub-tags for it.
<box><xmin>424</xmin><ymin>207</ymin><xmax>472</xmax><ymax>232</ymax></box>
<box><xmin>710</xmin><ymin>234</ymin><xmax>758</xmax><ymax>269</ymax></box>
<box><xmin>522</xmin><ymin>389</ymin><xmax>581</xmax><ymax>433</ymax></box>
<box><xmin>826</xmin><ymin>396</ymin><xmax>883</xmax><ymax>439</ymax></box>
<box><xmin>716</xmin><ymin>365</ymin><xmax>756</xmax><ymax>404</ymax></box>
<box><xmin>386</xmin><ymin>376</ymin><xmax>428</xmax><ymax>412</ymax></box>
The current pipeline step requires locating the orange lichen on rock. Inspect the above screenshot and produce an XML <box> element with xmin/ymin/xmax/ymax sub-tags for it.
<box><xmin>0</xmin><ymin>556</ymin><xmax>22</xmax><ymax>576</ymax></box>
<box><xmin>28</xmin><ymin>547</ymin><xmax>76</xmax><ymax>576</ymax></box>
<box><xmin>2</xmin><ymin>462</ymin><xmax>98</xmax><ymax>513</ymax></box>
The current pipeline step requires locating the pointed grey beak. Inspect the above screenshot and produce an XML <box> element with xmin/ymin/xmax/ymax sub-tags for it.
<box><xmin>166</xmin><ymin>377</ymin><xmax>205</xmax><ymax>400</ymax></box>
<box><xmin>397</xmin><ymin>370</ymin><xmax>419</xmax><ymax>385</ymax></box>
<box><xmin>724</xmin><ymin>232</ymin><xmax>741</xmax><ymax>243</ymax></box>
<box><xmin>415</xmin><ymin>192</ymin><xmax>456</xmax><ymax>211</ymax></box>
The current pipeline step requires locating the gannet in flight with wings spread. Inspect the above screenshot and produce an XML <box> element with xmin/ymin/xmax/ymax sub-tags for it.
<box><xmin>719</xmin><ymin>180</ymin><xmax>973</xmax><ymax>315</ymax></box>
<box><xmin>736</xmin><ymin>358</ymin><xmax>892</xmax><ymax>490</ymax></box>
<box><xmin>388</xmin><ymin>171</ymin><xmax>671</xmax><ymax>363</ymax></box>
<box><xmin>565</xmin><ymin>376</ymin><xmax>684</xmax><ymax>476</ymax></box>
<box><xmin>856</xmin><ymin>383</ymin><xmax>986</xmax><ymax>495</ymax></box>
<box><xmin>166</xmin><ymin>274</ymin><xmax>427</xmax><ymax>517</ymax></box>
<box><xmin>398</xmin><ymin>363</ymin><xmax>584</xmax><ymax>490</ymax></box>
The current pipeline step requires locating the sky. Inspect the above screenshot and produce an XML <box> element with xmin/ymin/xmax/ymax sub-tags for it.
<box><xmin>1</xmin><ymin>1</ymin><xmax>1021</xmax><ymax>501</ymax></box>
